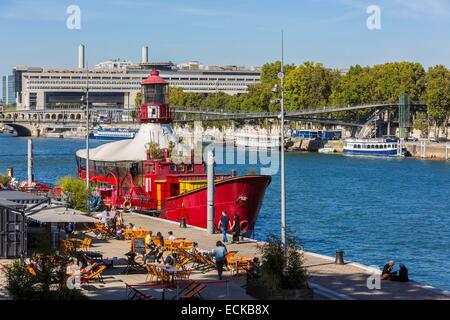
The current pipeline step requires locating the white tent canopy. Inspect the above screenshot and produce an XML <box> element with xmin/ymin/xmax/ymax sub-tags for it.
<box><xmin>26</xmin><ymin>205</ymin><xmax>98</xmax><ymax>224</ymax></box>
<box><xmin>76</xmin><ymin>123</ymin><xmax>178</xmax><ymax>162</ymax></box>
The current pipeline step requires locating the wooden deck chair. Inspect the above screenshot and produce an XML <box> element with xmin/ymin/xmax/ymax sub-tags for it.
<box><xmin>181</xmin><ymin>241</ymin><xmax>194</xmax><ymax>251</ymax></box>
<box><xmin>81</xmin><ymin>265</ymin><xmax>107</xmax><ymax>284</ymax></box>
<box><xmin>80</xmin><ymin>238</ymin><xmax>92</xmax><ymax>251</ymax></box>
<box><xmin>180</xmin><ymin>283</ymin><xmax>206</xmax><ymax>300</ymax></box>
<box><xmin>225</xmin><ymin>251</ymin><xmax>238</xmax><ymax>273</ymax></box>
<box><xmin>171</xmin><ymin>282</ymin><xmax>198</xmax><ymax>299</ymax></box>
<box><xmin>145</xmin><ymin>265</ymin><xmax>157</xmax><ymax>282</ymax></box>
<box><xmin>163</xmin><ymin>239</ymin><xmax>173</xmax><ymax>251</ymax></box>
<box><xmin>127</xmin><ymin>287</ymin><xmax>156</xmax><ymax>300</ymax></box>
<box><xmin>174</xmin><ymin>266</ymin><xmax>191</xmax><ymax>281</ymax></box>
<box><xmin>195</xmin><ymin>254</ymin><xmax>216</xmax><ymax>272</ymax></box>
<box><xmin>27</xmin><ymin>266</ymin><xmax>37</xmax><ymax>276</ymax></box>
<box><xmin>235</xmin><ymin>257</ymin><xmax>254</xmax><ymax>276</ymax></box>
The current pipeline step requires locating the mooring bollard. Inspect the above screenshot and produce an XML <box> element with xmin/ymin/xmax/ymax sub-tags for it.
<box><xmin>179</xmin><ymin>217</ymin><xmax>187</xmax><ymax>228</ymax></box>
<box><xmin>335</xmin><ymin>250</ymin><xmax>345</xmax><ymax>265</ymax></box>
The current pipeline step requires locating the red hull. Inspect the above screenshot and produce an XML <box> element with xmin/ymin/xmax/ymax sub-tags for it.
<box><xmin>161</xmin><ymin>175</ymin><xmax>271</xmax><ymax>233</ymax></box>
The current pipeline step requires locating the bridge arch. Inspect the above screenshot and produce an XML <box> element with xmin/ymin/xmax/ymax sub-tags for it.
<box><xmin>2</xmin><ymin>123</ymin><xmax>33</xmax><ymax>137</ymax></box>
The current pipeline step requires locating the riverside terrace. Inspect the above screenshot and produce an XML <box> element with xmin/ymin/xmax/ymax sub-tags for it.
<box><xmin>1</xmin><ymin>213</ymin><xmax>449</xmax><ymax>300</ymax></box>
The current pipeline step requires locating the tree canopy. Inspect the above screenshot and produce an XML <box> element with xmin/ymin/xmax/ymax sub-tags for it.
<box><xmin>165</xmin><ymin>61</ymin><xmax>448</xmax><ymax>131</ymax></box>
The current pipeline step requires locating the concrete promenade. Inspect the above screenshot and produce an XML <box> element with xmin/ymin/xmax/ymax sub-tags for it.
<box><xmin>0</xmin><ymin>212</ymin><xmax>448</xmax><ymax>300</ymax></box>
<box><xmin>81</xmin><ymin>213</ymin><xmax>449</xmax><ymax>300</ymax></box>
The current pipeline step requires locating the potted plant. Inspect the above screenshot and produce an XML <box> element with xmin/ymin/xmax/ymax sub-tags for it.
<box><xmin>146</xmin><ymin>142</ymin><xmax>163</xmax><ymax>160</ymax></box>
<box><xmin>246</xmin><ymin>235</ymin><xmax>312</xmax><ymax>300</ymax></box>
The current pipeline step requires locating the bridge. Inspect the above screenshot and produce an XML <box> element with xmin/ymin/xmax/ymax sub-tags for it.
<box><xmin>0</xmin><ymin>100</ymin><xmax>425</xmax><ymax>136</ymax></box>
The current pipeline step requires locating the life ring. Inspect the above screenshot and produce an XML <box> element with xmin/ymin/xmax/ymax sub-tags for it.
<box><xmin>123</xmin><ymin>199</ymin><xmax>131</xmax><ymax>210</ymax></box>
<box><xmin>235</xmin><ymin>194</ymin><xmax>249</xmax><ymax>208</ymax></box>
<box><xmin>240</xmin><ymin>220</ymin><xmax>249</xmax><ymax>233</ymax></box>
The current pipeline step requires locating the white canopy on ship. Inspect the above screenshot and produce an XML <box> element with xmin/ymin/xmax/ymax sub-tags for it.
<box><xmin>76</xmin><ymin>123</ymin><xmax>179</xmax><ymax>162</ymax></box>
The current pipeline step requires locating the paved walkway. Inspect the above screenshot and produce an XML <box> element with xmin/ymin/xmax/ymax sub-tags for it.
<box><xmin>82</xmin><ymin>212</ymin><xmax>448</xmax><ymax>300</ymax></box>
<box><xmin>1</xmin><ymin>213</ymin><xmax>448</xmax><ymax>300</ymax></box>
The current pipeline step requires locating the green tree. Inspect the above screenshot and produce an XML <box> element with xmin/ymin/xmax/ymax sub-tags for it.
<box><xmin>371</xmin><ymin>62</ymin><xmax>426</xmax><ymax>102</ymax></box>
<box><xmin>134</xmin><ymin>91</ymin><xmax>142</xmax><ymax>108</ymax></box>
<box><xmin>0</xmin><ymin>174</ymin><xmax>11</xmax><ymax>188</ymax></box>
<box><xmin>285</xmin><ymin>62</ymin><xmax>340</xmax><ymax>111</ymax></box>
<box><xmin>58</xmin><ymin>177</ymin><xmax>90</xmax><ymax>212</ymax></box>
<box><xmin>426</xmin><ymin>65</ymin><xmax>450</xmax><ymax>138</ymax></box>
<box><xmin>413</xmin><ymin>112</ymin><xmax>429</xmax><ymax>138</ymax></box>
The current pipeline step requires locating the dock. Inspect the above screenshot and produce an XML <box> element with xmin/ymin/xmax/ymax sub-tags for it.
<box><xmin>78</xmin><ymin>213</ymin><xmax>449</xmax><ymax>300</ymax></box>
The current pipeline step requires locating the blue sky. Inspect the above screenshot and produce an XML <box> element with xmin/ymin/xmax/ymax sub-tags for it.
<box><xmin>1</xmin><ymin>0</ymin><xmax>450</xmax><ymax>77</ymax></box>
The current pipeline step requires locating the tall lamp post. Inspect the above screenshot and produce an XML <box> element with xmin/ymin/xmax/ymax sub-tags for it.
<box><xmin>81</xmin><ymin>71</ymin><xmax>90</xmax><ymax>213</ymax></box>
<box><xmin>271</xmin><ymin>31</ymin><xmax>286</xmax><ymax>246</ymax></box>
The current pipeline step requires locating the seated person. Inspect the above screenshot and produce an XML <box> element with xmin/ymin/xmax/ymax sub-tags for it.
<box><xmin>128</xmin><ymin>223</ymin><xmax>137</xmax><ymax>231</ymax></box>
<box><xmin>116</xmin><ymin>227</ymin><xmax>125</xmax><ymax>240</ymax></box>
<box><xmin>145</xmin><ymin>231</ymin><xmax>153</xmax><ymax>248</ymax></box>
<box><xmin>391</xmin><ymin>263</ymin><xmax>409</xmax><ymax>282</ymax></box>
<box><xmin>156</xmin><ymin>232</ymin><xmax>164</xmax><ymax>245</ymax></box>
<box><xmin>81</xmin><ymin>261</ymin><xmax>95</xmax><ymax>274</ymax></box>
<box><xmin>167</xmin><ymin>231</ymin><xmax>176</xmax><ymax>241</ymax></box>
<box><xmin>164</xmin><ymin>253</ymin><xmax>179</xmax><ymax>267</ymax></box>
<box><xmin>382</xmin><ymin>260</ymin><xmax>395</xmax><ymax>280</ymax></box>
<box><xmin>189</xmin><ymin>242</ymin><xmax>199</xmax><ymax>254</ymax></box>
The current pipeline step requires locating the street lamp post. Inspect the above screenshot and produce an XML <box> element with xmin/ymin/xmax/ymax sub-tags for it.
<box><xmin>271</xmin><ymin>31</ymin><xmax>286</xmax><ymax>246</ymax></box>
<box><xmin>279</xmin><ymin>31</ymin><xmax>286</xmax><ymax>247</ymax></box>
<box><xmin>81</xmin><ymin>69</ymin><xmax>90</xmax><ymax>213</ymax></box>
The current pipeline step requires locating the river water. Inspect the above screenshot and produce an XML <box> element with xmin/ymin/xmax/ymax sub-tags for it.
<box><xmin>0</xmin><ymin>136</ymin><xmax>449</xmax><ymax>291</ymax></box>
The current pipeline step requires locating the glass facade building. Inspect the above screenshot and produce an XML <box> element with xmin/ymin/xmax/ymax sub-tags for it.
<box><xmin>1</xmin><ymin>75</ymin><xmax>16</xmax><ymax>106</ymax></box>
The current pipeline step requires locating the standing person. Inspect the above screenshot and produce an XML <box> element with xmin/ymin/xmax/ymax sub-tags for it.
<box><xmin>211</xmin><ymin>241</ymin><xmax>228</xmax><ymax>280</ymax></box>
<box><xmin>109</xmin><ymin>207</ymin><xmax>117</xmax><ymax>232</ymax></box>
<box><xmin>101</xmin><ymin>209</ymin><xmax>108</xmax><ymax>224</ymax></box>
<box><xmin>218</xmin><ymin>211</ymin><xmax>231</xmax><ymax>243</ymax></box>
<box><xmin>116</xmin><ymin>211</ymin><xmax>124</xmax><ymax>227</ymax></box>
<box><xmin>231</xmin><ymin>214</ymin><xmax>241</xmax><ymax>243</ymax></box>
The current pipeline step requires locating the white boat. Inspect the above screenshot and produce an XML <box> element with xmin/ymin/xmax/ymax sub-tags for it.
<box><xmin>344</xmin><ymin>138</ymin><xmax>399</xmax><ymax>157</ymax></box>
<box><xmin>89</xmin><ymin>127</ymin><xmax>138</xmax><ymax>140</ymax></box>
<box><xmin>318</xmin><ymin>147</ymin><xmax>335</xmax><ymax>154</ymax></box>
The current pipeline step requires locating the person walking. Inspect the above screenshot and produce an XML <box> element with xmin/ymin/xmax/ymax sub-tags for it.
<box><xmin>231</xmin><ymin>213</ymin><xmax>241</xmax><ymax>243</ymax></box>
<box><xmin>218</xmin><ymin>211</ymin><xmax>231</xmax><ymax>243</ymax></box>
<box><xmin>211</xmin><ymin>241</ymin><xmax>228</xmax><ymax>280</ymax></box>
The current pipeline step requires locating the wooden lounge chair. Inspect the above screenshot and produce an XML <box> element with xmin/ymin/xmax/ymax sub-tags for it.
<box><xmin>174</xmin><ymin>265</ymin><xmax>191</xmax><ymax>281</ymax></box>
<box><xmin>225</xmin><ymin>251</ymin><xmax>238</xmax><ymax>273</ymax></box>
<box><xmin>163</xmin><ymin>240</ymin><xmax>173</xmax><ymax>251</ymax></box>
<box><xmin>235</xmin><ymin>257</ymin><xmax>254</xmax><ymax>276</ymax></box>
<box><xmin>145</xmin><ymin>265</ymin><xmax>157</xmax><ymax>282</ymax></box>
<box><xmin>80</xmin><ymin>238</ymin><xmax>92</xmax><ymax>251</ymax></box>
<box><xmin>127</xmin><ymin>287</ymin><xmax>156</xmax><ymax>300</ymax></box>
<box><xmin>180</xmin><ymin>283</ymin><xmax>206</xmax><ymax>300</ymax></box>
<box><xmin>152</xmin><ymin>236</ymin><xmax>162</xmax><ymax>246</ymax></box>
<box><xmin>194</xmin><ymin>253</ymin><xmax>216</xmax><ymax>273</ymax></box>
<box><xmin>180</xmin><ymin>241</ymin><xmax>194</xmax><ymax>251</ymax></box>
<box><xmin>81</xmin><ymin>265</ymin><xmax>107</xmax><ymax>284</ymax></box>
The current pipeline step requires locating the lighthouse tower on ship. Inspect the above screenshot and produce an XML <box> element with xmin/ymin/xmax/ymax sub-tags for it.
<box><xmin>138</xmin><ymin>70</ymin><xmax>174</xmax><ymax>124</ymax></box>
<box><xmin>75</xmin><ymin>70</ymin><xmax>271</xmax><ymax>234</ymax></box>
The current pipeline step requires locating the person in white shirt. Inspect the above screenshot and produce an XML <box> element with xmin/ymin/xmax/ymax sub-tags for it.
<box><xmin>168</xmin><ymin>231</ymin><xmax>176</xmax><ymax>241</ymax></box>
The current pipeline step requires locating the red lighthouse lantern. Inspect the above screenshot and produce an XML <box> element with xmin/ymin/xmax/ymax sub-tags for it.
<box><xmin>138</xmin><ymin>70</ymin><xmax>173</xmax><ymax>123</ymax></box>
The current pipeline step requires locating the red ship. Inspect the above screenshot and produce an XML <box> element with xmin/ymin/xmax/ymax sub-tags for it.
<box><xmin>75</xmin><ymin>70</ymin><xmax>271</xmax><ymax>233</ymax></box>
